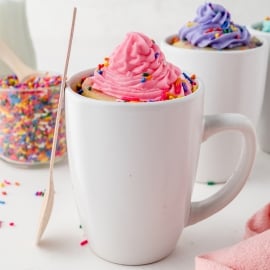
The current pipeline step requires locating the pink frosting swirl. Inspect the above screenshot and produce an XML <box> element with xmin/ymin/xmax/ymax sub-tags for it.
<box><xmin>89</xmin><ymin>32</ymin><xmax>194</xmax><ymax>101</ymax></box>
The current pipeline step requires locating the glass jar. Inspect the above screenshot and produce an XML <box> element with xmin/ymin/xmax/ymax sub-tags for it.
<box><xmin>0</xmin><ymin>74</ymin><xmax>66</xmax><ymax>166</ymax></box>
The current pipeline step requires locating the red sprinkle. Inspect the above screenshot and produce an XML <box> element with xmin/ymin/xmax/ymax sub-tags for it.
<box><xmin>80</xmin><ymin>240</ymin><xmax>88</xmax><ymax>246</ymax></box>
<box><xmin>35</xmin><ymin>191</ymin><xmax>45</xmax><ymax>197</ymax></box>
<box><xmin>121</xmin><ymin>96</ymin><xmax>140</xmax><ymax>102</ymax></box>
<box><xmin>9</xmin><ymin>222</ymin><xmax>15</xmax><ymax>226</ymax></box>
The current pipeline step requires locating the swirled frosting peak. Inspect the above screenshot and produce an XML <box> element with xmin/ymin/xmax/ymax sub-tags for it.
<box><xmin>179</xmin><ymin>2</ymin><xmax>251</xmax><ymax>49</ymax></box>
<box><xmin>86</xmin><ymin>32</ymin><xmax>197</xmax><ymax>102</ymax></box>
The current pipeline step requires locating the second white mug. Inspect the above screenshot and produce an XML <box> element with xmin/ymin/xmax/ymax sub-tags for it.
<box><xmin>161</xmin><ymin>35</ymin><xmax>268</xmax><ymax>183</ymax></box>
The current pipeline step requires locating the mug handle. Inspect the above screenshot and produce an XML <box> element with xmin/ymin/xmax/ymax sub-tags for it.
<box><xmin>186</xmin><ymin>113</ymin><xmax>256</xmax><ymax>226</ymax></box>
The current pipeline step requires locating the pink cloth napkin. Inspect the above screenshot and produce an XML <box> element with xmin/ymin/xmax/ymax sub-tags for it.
<box><xmin>195</xmin><ymin>203</ymin><xmax>270</xmax><ymax>269</ymax></box>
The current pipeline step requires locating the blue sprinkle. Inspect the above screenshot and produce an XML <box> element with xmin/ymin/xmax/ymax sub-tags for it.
<box><xmin>221</xmin><ymin>20</ymin><xmax>229</xmax><ymax>29</ymax></box>
<box><xmin>34</xmin><ymin>104</ymin><xmax>42</xmax><ymax>110</ymax></box>
<box><xmin>0</xmin><ymin>200</ymin><xmax>6</xmax><ymax>205</ymax></box>
<box><xmin>30</xmin><ymin>133</ymin><xmax>35</xmax><ymax>141</ymax></box>
<box><xmin>154</xmin><ymin>52</ymin><xmax>159</xmax><ymax>59</ymax></box>
<box><xmin>97</xmin><ymin>70</ymin><xmax>103</xmax><ymax>75</ymax></box>
<box><xmin>141</xmin><ymin>77</ymin><xmax>146</xmax><ymax>83</ymax></box>
<box><xmin>32</xmin><ymin>119</ymin><xmax>38</xmax><ymax>126</ymax></box>
<box><xmin>183</xmin><ymin>72</ymin><xmax>193</xmax><ymax>84</ymax></box>
<box><xmin>9</xmin><ymin>94</ymin><xmax>21</xmax><ymax>105</ymax></box>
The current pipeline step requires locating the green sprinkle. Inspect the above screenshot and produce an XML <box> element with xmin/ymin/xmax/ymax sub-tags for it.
<box><xmin>207</xmin><ymin>181</ymin><xmax>216</xmax><ymax>186</ymax></box>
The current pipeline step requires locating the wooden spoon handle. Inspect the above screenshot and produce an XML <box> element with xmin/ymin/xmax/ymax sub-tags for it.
<box><xmin>0</xmin><ymin>40</ymin><xmax>35</xmax><ymax>80</ymax></box>
<box><xmin>35</xmin><ymin>7</ymin><xmax>77</xmax><ymax>244</ymax></box>
<box><xmin>49</xmin><ymin>7</ymin><xmax>77</xmax><ymax>175</ymax></box>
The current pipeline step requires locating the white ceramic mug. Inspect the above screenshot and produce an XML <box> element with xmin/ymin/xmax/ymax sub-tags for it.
<box><xmin>161</xmin><ymin>36</ymin><xmax>268</xmax><ymax>183</ymax></box>
<box><xmin>249</xmin><ymin>23</ymin><xmax>270</xmax><ymax>153</ymax></box>
<box><xmin>66</xmin><ymin>69</ymin><xmax>256</xmax><ymax>265</ymax></box>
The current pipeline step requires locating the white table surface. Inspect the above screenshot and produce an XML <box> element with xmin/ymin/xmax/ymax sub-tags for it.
<box><xmin>0</xmin><ymin>148</ymin><xmax>269</xmax><ymax>270</ymax></box>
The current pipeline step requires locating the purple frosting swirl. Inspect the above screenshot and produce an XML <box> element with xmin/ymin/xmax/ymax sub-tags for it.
<box><xmin>179</xmin><ymin>2</ymin><xmax>251</xmax><ymax>49</ymax></box>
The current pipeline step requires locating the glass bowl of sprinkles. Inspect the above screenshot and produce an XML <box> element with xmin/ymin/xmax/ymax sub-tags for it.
<box><xmin>0</xmin><ymin>73</ymin><xmax>66</xmax><ymax>166</ymax></box>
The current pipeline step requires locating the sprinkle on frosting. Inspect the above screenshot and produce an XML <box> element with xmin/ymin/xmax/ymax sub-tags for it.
<box><xmin>81</xmin><ymin>32</ymin><xmax>197</xmax><ymax>102</ymax></box>
<box><xmin>179</xmin><ymin>2</ymin><xmax>251</xmax><ymax>49</ymax></box>
<box><xmin>262</xmin><ymin>17</ymin><xmax>270</xmax><ymax>32</ymax></box>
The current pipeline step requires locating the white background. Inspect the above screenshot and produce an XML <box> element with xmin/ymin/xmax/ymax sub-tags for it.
<box><xmin>26</xmin><ymin>0</ymin><xmax>270</xmax><ymax>75</ymax></box>
<box><xmin>1</xmin><ymin>1</ymin><xmax>270</xmax><ymax>269</ymax></box>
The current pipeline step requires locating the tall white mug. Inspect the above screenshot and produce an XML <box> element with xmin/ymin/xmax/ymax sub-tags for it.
<box><xmin>249</xmin><ymin>23</ymin><xmax>270</xmax><ymax>153</ymax></box>
<box><xmin>66</xmin><ymin>69</ymin><xmax>256</xmax><ymax>265</ymax></box>
<box><xmin>161</xmin><ymin>36</ymin><xmax>268</xmax><ymax>183</ymax></box>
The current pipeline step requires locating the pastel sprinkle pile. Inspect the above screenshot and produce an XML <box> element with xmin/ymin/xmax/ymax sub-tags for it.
<box><xmin>0</xmin><ymin>74</ymin><xmax>66</xmax><ymax>165</ymax></box>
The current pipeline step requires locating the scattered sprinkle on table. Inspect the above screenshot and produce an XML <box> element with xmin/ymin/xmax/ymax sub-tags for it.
<box><xmin>35</xmin><ymin>190</ymin><xmax>45</xmax><ymax>197</ymax></box>
<box><xmin>4</xmin><ymin>180</ymin><xmax>11</xmax><ymax>185</ymax></box>
<box><xmin>80</xmin><ymin>240</ymin><xmax>89</xmax><ymax>246</ymax></box>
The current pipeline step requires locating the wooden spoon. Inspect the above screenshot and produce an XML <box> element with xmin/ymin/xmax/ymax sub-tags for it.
<box><xmin>0</xmin><ymin>40</ymin><xmax>42</xmax><ymax>82</ymax></box>
<box><xmin>35</xmin><ymin>7</ymin><xmax>77</xmax><ymax>244</ymax></box>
